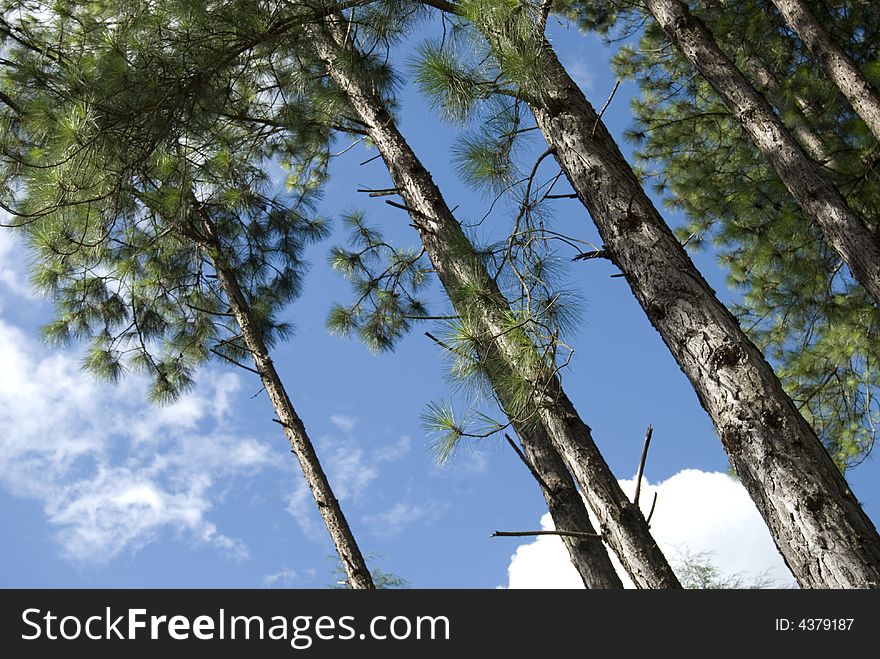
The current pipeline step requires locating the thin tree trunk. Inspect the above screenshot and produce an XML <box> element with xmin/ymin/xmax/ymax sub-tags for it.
<box><xmin>516</xmin><ymin>427</ymin><xmax>624</xmax><ymax>588</ymax></box>
<box><xmin>751</xmin><ymin>58</ymin><xmax>833</xmax><ymax>163</ymax></box>
<box><xmin>769</xmin><ymin>0</ymin><xmax>880</xmax><ymax>142</ymax></box>
<box><xmin>644</xmin><ymin>0</ymin><xmax>880</xmax><ymax>306</ymax></box>
<box><xmin>311</xmin><ymin>19</ymin><xmax>676</xmax><ymax>589</ymax></box>
<box><xmin>470</xmin><ymin>20</ymin><xmax>880</xmax><ymax>586</ymax></box>
<box><xmin>192</xmin><ymin>203</ymin><xmax>375</xmax><ymax>590</ymax></box>
<box><xmin>699</xmin><ymin>0</ymin><xmax>834</xmax><ymax>165</ymax></box>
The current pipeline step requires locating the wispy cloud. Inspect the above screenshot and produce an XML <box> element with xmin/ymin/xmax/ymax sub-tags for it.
<box><xmin>565</xmin><ymin>60</ymin><xmax>596</xmax><ymax>93</ymax></box>
<box><xmin>283</xmin><ymin>429</ymin><xmax>413</xmax><ymax>538</ymax></box>
<box><xmin>330</xmin><ymin>414</ymin><xmax>357</xmax><ymax>434</ymax></box>
<box><xmin>263</xmin><ymin>567</ymin><xmax>300</xmax><ymax>588</ymax></box>
<box><xmin>0</xmin><ymin>309</ymin><xmax>272</xmax><ymax>565</ymax></box>
<box><xmin>363</xmin><ymin>500</ymin><xmax>448</xmax><ymax>538</ymax></box>
<box><xmin>0</xmin><ymin>227</ymin><xmax>37</xmax><ymax>300</ymax></box>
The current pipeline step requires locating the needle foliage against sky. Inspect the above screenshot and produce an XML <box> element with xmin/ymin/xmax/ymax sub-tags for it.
<box><xmin>0</xmin><ymin>12</ymin><xmax>877</xmax><ymax>588</ymax></box>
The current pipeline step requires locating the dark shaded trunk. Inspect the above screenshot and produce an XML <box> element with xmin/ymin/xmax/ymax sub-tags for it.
<box><xmin>311</xmin><ymin>19</ymin><xmax>676</xmax><ymax>588</ymax></box>
<box><xmin>490</xmin><ymin>23</ymin><xmax>880</xmax><ymax>586</ymax></box>
<box><xmin>699</xmin><ymin>0</ymin><xmax>834</xmax><ymax>165</ymax></box>
<box><xmin>516</xmin><ymin>427</ymin><xmax>624</xmax><ymax>588</ymax></box>
<box><xmin>195</xmin><ymin>206</ymin><xmax>374</xmax><ymax>590</ymax></box>
<box><xmin>644</xmin><ymin>0</ymin><xmax>880</xmax><ymax>306</ymax></box>
<box><xmin>769</xmin><ymin>0</ymin><xmax>880</xmax><ymax>142</ymax></box>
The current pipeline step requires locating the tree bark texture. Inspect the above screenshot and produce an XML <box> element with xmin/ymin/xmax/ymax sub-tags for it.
<box><xmin>769</xmin><ymin>0</ymin><xmax>880</xmax><ymax>143</ymax></box>
<box><xmin>699</xmin><ymin>0</ymin><xmax>834</xmax><ymax>165</ymax></box>
<box><xmin>645</xmin><ymin>0</ymin><xmax>880</xmax><ymax>306</ymax></box>
<box><xmin>196</xmin><ymin>208</ymin><xmax>375</xmax><ymax>590</ymax></box>
<box><xmin>505</xmin><ymin>25</ymin><xmax>880</xmax><ymax>586</ymax></box>
<box><xmin>311</xmin><ymin>19</ymin><xmax>675</xmax><ymax>589</ymax></box>
<box><xmin>517</xmin><ymin>427</ymin><xmax>625</xmax><ymax>588</ymax></box>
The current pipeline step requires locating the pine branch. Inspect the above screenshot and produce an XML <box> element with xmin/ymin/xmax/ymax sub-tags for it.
<box><xmin>209</xmin><ymin>347</ymin><xmax>261</xmax><ymax>375</ymax></box>
<box><xmin>417</xmin><ymin>0</ymin><xmax>463</xmax><ymax>16</ymax></box>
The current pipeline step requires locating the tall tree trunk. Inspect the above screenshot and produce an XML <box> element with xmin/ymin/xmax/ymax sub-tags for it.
<box><xmin>769</xmin><ymin>0</ymin><xmax>880</xmax><ymax>142</ymax></box>
<box><xmin>193</xmin><ymin>203</ymin><xmax>375</xmax><ymax>590</ymax></box>
<box><xmin>699</xmin><ymin>0</ymin><xmax>834</xmax><ymax>165</ymax></box>
<box><xmin>643</xmin><ymin>0</ymin><xmax>880</xmax><ymax>306</ymax></box>
<box><xmin>445</xmin><ymin>4</ymin><xmax>880</xmax><ymax>587</ymax></box>
<box><xmin>539</xmin><ymin>48</ymin><xmax>880</xmax><ymax>588</ymax></box>
<box><xmin>311</xmin><ymin>20</ymin><xmax>674</xmax><ymax>588</ymax></box>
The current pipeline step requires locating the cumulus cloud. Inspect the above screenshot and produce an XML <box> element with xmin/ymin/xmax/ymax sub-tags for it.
<box><xmin>0</xmin><ymin>308</ymin><xmax>273</xmax><ymax>565</ymax></box>
<box><xmin>506</xmin><ymin>469</ymin><xmax>796</xmax><ymax>589</ymax></box>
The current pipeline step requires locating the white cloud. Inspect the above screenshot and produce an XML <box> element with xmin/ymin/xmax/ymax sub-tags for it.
<box><xmin>505</xmin><ymin>514</ymin><xmax>586</xmax><ymax>589</ymax></box>
<box><xmin>363</xmin><ymin>500</ymin><xmax>447</xmax><ymax>537</ymax></box>
<box><xmin>283</xmin><ymin>430</ymin><xmax>414</xmax><ymax>538</ymax></box>
<box><xmin>506</xmin><ymin>469</ymin><xmax>796</xmax><ymax>589</ymax></box>
<box><xmin>283</xmin><ymin>433</ymin><xmax>382</xmax><ymax>539</ymax></box>
<box><xmin>566</xmin><ymin>61</ymin><xmax>596</xmax><ymax>93</ymax></box>
<box><xmin>374</xmin><ymin>435</ymin><xmax>411</xmax><ymax>462</ymax></box>
<box><xmin>0</xmin><ymin>228</ymin><xmax>36</xmax><ymax>299</ymax></box>
<box><xmin>460</xmin><ymin>449</ymin><xmax>490</xmax><ymax>475</ymax></box>
<box><xmin>285</xmin><ymin>479</ymin><xmax>322</xmax><ymax>540</ymax></box>
<box><xmin>0</xmin><ymin>309</ymin><xmax>273</xmax><ymax>565</ymax></box>
<box><xmin>263</xmin><ymin>567</ymin><xmax>300</xmax><ymax>588</ymax></box>
<box><xmin>330</xmin><ymin>414</ymin><xmax>357</xmax><ymax>434</ymax></box>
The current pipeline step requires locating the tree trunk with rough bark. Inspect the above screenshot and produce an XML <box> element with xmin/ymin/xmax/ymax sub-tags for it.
<box><xmin>769</xmin><ymin>0</ymin><xmax>880</xmax><ymax>142</ymax></box>
<box><xmin>699</xmin><ymin>0</ymin><xmax>834</xmax><ymax>165</ymax></box>
<box><xmin>491</xmin><ymin>24</ymin><xmax>880</xmax><ymax>586</ymax></box>
<box><xmin>310</xmin><ymin>19</ymin><xmax>674</xmax><ymax>589</ymax></box>
<box><xmin>644</xmin><ymin>0</ymin><xmax>880</xmax><ymax>306</ymax></box>
<box><xmin>516</xmin><ymin>427</ymin><xmax>624</xmax><ymax>588</ymax></box>
<box><xmin>194</xmin><ymin>205</ymin><xmax>375</xmax><ymax>590</ymax></box>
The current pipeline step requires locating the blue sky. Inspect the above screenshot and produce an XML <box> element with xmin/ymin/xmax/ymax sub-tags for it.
<box><xmin>0</xmin><ymin>15</ymin><xmax>877</xmax><ymax>589</ymax></box>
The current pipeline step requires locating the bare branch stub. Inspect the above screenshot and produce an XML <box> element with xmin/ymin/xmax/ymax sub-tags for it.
<box><xmin>491</xmin><ymin>530</ymin><xmax>602</xmax><ymax>539</ymax></box>
<box><xmin>633</xmin><ymin>424</ymin><xmax>654</xmax><ymax>508</ymax></box>
<box><xmin>592</xmin><ymin>79</ymin><xmax>621</xmax><ymax>137</ymax></box>
<box><xmin>646</xmin><ymin>492</ymin><xmax>659</xmax><ymax>527</ymax></box>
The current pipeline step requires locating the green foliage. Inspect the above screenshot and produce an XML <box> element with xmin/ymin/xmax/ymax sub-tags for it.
<box><xmin>673</xmin><ymin>549</ymin><xmax>777</xmax><ymax>589</ymax></box>
<box><xmin>421</xmin><ymin>399</ymin><xmax>506</xmax><ymax>463</ymax></box>
<box><xmin>566</xmin><ymin>0</ymin><xmax>880</xmax><ymax>468</ymax></box>
<box><xmin>1</xmin><ymin>0</ymin><xmax>336</xmax><ymax>402</ymax></box>
<box><xmin>328</xmin><ymin>555</ymin><xmax>408</xmax><ymax>589</ymax></box>
<box><xmin>326</xmin><ymin>210</ymin><xmax>433</xmax><ymax>353</ymax></box>
<box><xmin>451</xmin><ymin>99</ymin><xmax>526</xmax><ymax>193</ymax></box>
<box><xmin>412</xmin><ymin>35</ymin><xmax>494</xmax><ymax>121</ymax></box>
<box><xmin>422</xmin><ymin>400</ymin><xmax>466</xmax><ymax>463</ymax></box>
<box><xmin>458</xmin><ymin>0</ymin><xmax>549</xmax><ymax>99</ymax></box>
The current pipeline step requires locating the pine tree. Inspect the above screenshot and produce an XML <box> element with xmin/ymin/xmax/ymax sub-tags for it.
<box><xmin>0</xmin><ymin>1</ymin><xmax>375</xmax><ymax>589</ymax></box>
<box><xmin>631</xmin><ymin>0</ymin><xmax>880</xmax><ymax>306</ymax></box>
<box><xmin>768</xmin><ymin>0</ymin><xmax>880</xmax><ymax>142</ymax></box>
<box><xmin>310</xmin><ymin>15</ymin><xmax>675</xmax><ymax>588</ymax></box>
<box><xmin>414</xmin><ymin>0</ymin><xmax>880</xmax><ymax>587</ymax></box>
<box><xmin>600</xmin><ymin>0</ymin><xmax>880</xmax><ymax>471</ymax></box>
